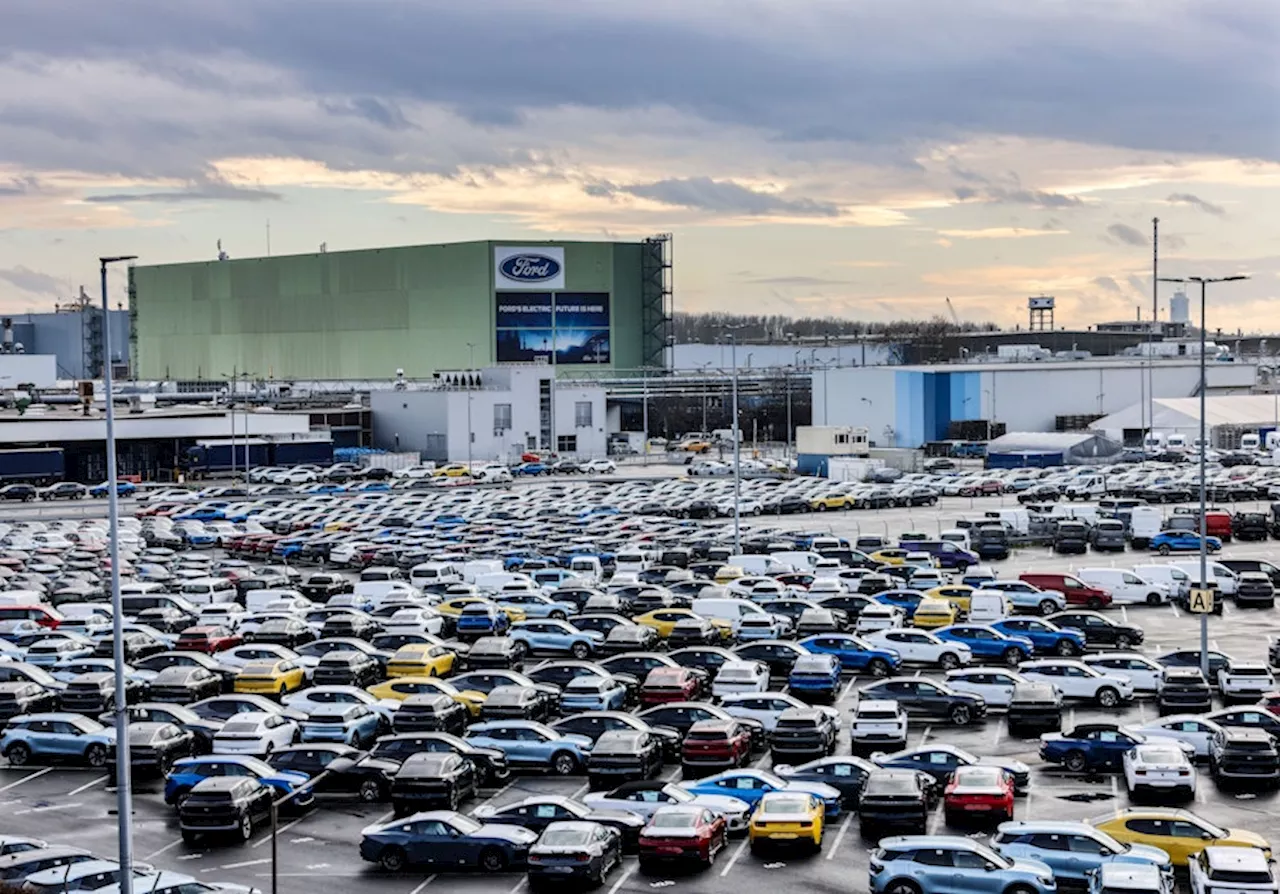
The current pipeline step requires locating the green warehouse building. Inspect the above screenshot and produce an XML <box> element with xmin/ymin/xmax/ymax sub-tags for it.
<box><xmin>130</xmin><ymin>237</ymin><xmax>672</xmax><ymax>381</ymax></box>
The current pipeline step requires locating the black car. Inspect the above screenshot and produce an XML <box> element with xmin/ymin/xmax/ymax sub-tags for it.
<box><xmin>732</xmin><ymin>641</ymin><xmax>809</xmax><ymax>677</ymax></box>
<box><xmin>299</xmin><ymin>574</ymin><xmax>353</xmax><ymax>601</ymax></box>
<box><xmin>666</xmin><ymin>647</ymin><xmax>739</xmax><ymax>678</ymax></box>
<box><xmin>477</xmin><ymin>797</ymin><xmax>646</xmax><ymax>853</ymax></box>
<box><xmin>390</xmin><ymin>751</ymin><xmax>478</xmax><ymax>815</ymax></box>
<box><xmin>1007</xmin><ymin>683</ymin><xmax>1063</xmax><ymax>736</ymax></box>
<box><xmin>773</xmin><ymin>756</ymin><xmax>877</xmax><ymax>808</ymax></box>
<box><xmin>1234</xmin><ymin>573</ymin><xmax>1276</xmax><ymax>609</ymax></box>
<box><xmin>1208</xmin><ymin>728</ymin><xmax>1280</xmax><ymax>787</ymax></box>
<box><xmin>250</xmin><ymin>618</ymin><xmax>317</xmax><ymax>648</ymax></box>
<box><xmin>391</xmin><ymin>694</ymin><xmax>469</xmax><ymax>736</ymax></box>
<box><xmin>467</xmin><ymin>637</ymin><xmax>523</xmax><ymax>670</ymax></box>
<box><xmin>119</xmin><ymin>703</ymin><xmax>219</xmax><ymax>753</ymax></box>
<box><xmin>526</xmin><ymin>661</ymin><xmax>638</xmax><ymax>704</ymax></box>
<box><xmin>634</xmin><ymin>702</ymin><xmax>766</xmax><ymax>751</ymax></box>
<box><xmin>527</xmin><ymin>821</ymin><xmax>623</xmax><ymax>888</ymax></box>
<box><xmin>586</xmin><ymin>729</ymin><xmax>662</xmax><ymax>787</ymax></box>
<box><xmin>666</xmin><ymin>619</ymin><xmax>721</xmax><ymax>649</ymax></box>
<box><xmin>1047</xmin><ymin>611</ymin><xmax>1145</xmax><ymax>650</ymax></box>
<box><xmin>598</xmin><ymin>655</ymin><xmax>708</xmax><ymax>696</ymax></box>
<box><xmin>0</xmin><ymin>485</ymin><xmax>37</xmax><ymax>503</ymax></box>
<box><xmin>550</xmin><ymin>712</ymin><xmax>681</xmax><ymax>762</ymax></box>
<box><xmin>599</xmin><ymin>625</ymin><xmax>662</xmax><ymax>657</ymax></box>
<box><xmin>1222</xmin><ymin>558</ymin><xmax>1280</xmax><ymax>587</ymax></box>
<box><xmin>858</xmin><ymin>770</ymin><xmax>930</xmax><ymax>838</ymax></box>
<box><xmin>270</xmin><ymin>744</ymin><xmax>398</xmax><ymax>802</ymax></box>
<box><xmin>147</xmin><ymin>666</ymin><xmax>225</xmax><ymax>704</ymax></box>
<box><xmin>1053</xmin><ymin>522</ymin><xmax>1090</xmax><ymax>555</ymax></box>
<box><xmin>136</xmin><ymin>651</ymin><xmax>236</xmax><ymax>692</ymax></box>
<box><xmin>480</xmin><ymin>685</ymin><xmax>550</xmax><ymax>722</ymax></box>
<box><xmin>179</xmin><ymin>777</ymin><xmax>274</xmax><ymax>844</ymax></box>
<box><xmin>769</xmin><ymin>707</ymin><xmax>838</xmax><ymax>763</ymax></box>
<box><xmin>369</xmin><ymin>732</ymin><xmax>510</xmax><ymax>786</ymax></box>
<box><xmin>1232</xmin><ymin>513</ymin><xmax>1271</xmax><ymax>542</ymax></box>
<box><xmin>1157</xmin><ymin>649</ymin><xmax>1233</xmax><ymax>680</ymax></box>
<box><xmin>815</xmin><ymin>594</ymin><xmax>877</xmax><ymax>620</ymax></box>
<box><xmin>858</xmin><ymin>677</ymin><xmax>986</xmax><ymax>725</ymax></box>
<box><xmin>1157</xmin><ymin>668</ymin><xmax>1213</xmax><ymax>715</ymax></box>
<box><xmin>0</xmin><ymin>681</ymin><xmax>57</xmax><ymax>723</ymax></box>
<box><xmin>136</xmin><ymin>607</ymin><xmax>197</xmax><ymax>634</ymax></box>
<box><xmin>320</xmin><ymin>613</ymin><xmax>381</xmax><ymax>642</ymax></box>
<box><xmin>39</xmin><ymin>483</ymin><xmax>87</xmax><ymax>501</ymax></box>
<box><xmin>125</xmin><ymin>721</ymin><xmax>197</xmax><ymax>774</ymax></box>
<box><xmin>312</xmin><ymin>651</ymin><xmax>381</xmax><ymax>687</ymax></box>
<box><xmin>59</xmin><ymin>672</ymin><xmax>143</xmax><ymax>714</ymax></box>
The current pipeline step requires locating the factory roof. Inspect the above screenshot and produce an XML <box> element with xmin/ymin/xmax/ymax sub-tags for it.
<box><xmin>1090</xmin><ymin>395</ymin><xmax>1280</xmax><ymax>432</ymax></box>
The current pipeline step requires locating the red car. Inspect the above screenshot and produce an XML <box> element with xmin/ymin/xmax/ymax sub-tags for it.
<box><xmin>1259</xmin><ymin>692</ymin><xmax>1280</xmax><ymax>716</ymax></box>
<box><xmin>681</xmin><ymin>719</ymin><xmax>751</xmax><ymax>777</ymax></box>
<box><xmin>640</xmin><ymin>667</ymin><xmax>701</xmax><ymax>705</ymax></box>
<box><xmin>1019</xmin><ymin>572</ymin><xmax>1113</xmax><ymax>609</ymax></box>
<box><xmin>638</xmin><ymin>804</ymin><xmax>727</xmax><ymax>871</ymax></box>
<box><xmin>175</xmin><ymin>625</ymin><xmax>242</xmax><ymax>653</ymax></box>
<box><xmin>943</xmin><ymin>765</ymin><xmax>1014</xmax><ymax>824</ymax></box>
<box><xmin>0</xmin><ymin>605</ymin><xmax>63</xmax><ymax>628</ymax></box>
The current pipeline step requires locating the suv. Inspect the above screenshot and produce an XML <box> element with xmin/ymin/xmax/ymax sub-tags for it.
<box><xmin>768</xmin><ymin>707</ymin><xmax>838</xmax><ymax>763</ymax></box>
<box><xmin>1235</xmin><ymin>573</ymin><xmax>1276</xmax><ymax>609</ymax></box>
<box><xmin>859</xmin><ymin>773</ymin><xmax>932</xmax><ymax>837</ymax></box>
<box><xmin>1053</xmin><ymin>522</ymin><xmax>1090</xmax><ymax>555</ymax></box>
<box><xmin>1190</xmin><ymin>847</ymin><xmax>1278</xmax><ymax>894</ymax></box>
<box><xmin>391</xmin><ymin>694</ymin><xmax>468</xmax><ymax>736</ymax></box>
<box><xmin>1157</xmin><ymin>668</ymin><xmax>1212</xmax><ymax>716</ymax></box>
<box><xmin>588</xmin><ymin>728</ymin><xmax>663</xmax><ymax>786</ymax></box>
<box><xmin>870</xmin><ymin>835</ymin><xmax>1056</xmax><ymax>894</ymax></box>
<box><xmin>1020</xmin><ymin>573</ymin><xmax>1112</xmax><ymax>609</ymax></box>
<box><xmin>1007</xmin><ymin>683</ymin><xmax>1063</xmax><ymax>736</ymax></box>
<box><xmin>1232</xmin><ymin>513</ymin><xmax>1271</xmax><ymax>542</ymax></box>
<box><xmin>680</xmin><ymin>720</ymin><xmax>751</xmax><ymax>778</ymax></box>
<box><xmin>1208</xmin><ymin>728</ymin><xmax>1280</xmax><ymax>787</ymax></box>
<box><xmin>178</xmin><ymin>777</ymin><xmax>273</xmax><ymax>844</ymax></box>
<box><xmin>850</xmin><ymin>700</ymin><xmax>908</xmax><ymax>752</ymax></box>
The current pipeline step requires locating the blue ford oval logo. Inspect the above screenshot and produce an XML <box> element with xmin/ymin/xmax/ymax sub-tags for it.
<box><xmin>500</xmin><ymin>254</ymin><xmax>561</xmax><ymax>283</ymax></box>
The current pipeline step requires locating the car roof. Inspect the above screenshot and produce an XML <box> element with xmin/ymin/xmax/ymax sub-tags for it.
<box><xmin>1203</xmin><ymin>846</ymin><xmax>1270</xmax><ymax>870</ymax></box>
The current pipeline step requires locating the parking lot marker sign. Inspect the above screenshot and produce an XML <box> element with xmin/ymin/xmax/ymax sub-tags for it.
<box><xmin>1188</xmin><ymin>588</ymin><xmax>1215</xmax><ymax>614</ymax></box>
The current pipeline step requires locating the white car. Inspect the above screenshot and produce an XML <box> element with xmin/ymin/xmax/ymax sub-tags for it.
<box><xmin>943</xmin><ymin>668</ymin><xmax>1029</xmax><ymax>708</ymax></box>
<box><xmin>849</xmin><ymin>699</ymin><xmax>908</xmax><ymax>750</ymax></box>
<box><xmin>855</xmin><ymin>605</ymin><xmax>905</xmax><ymax>635</ymax></box>
<box><xmin>1217</xmin><ymin>661</ymin><xmax>1276</xmax><ymax>702</ymax></box>
<box><xmin>1122</xmin><ymin>741</ymin><xmax>1196</xmax><ymax>801</ymax></box>
<box><xmin>211</xmin><ymin>711</ymin><xmax>299</xmax><ymax>756</ymax></box>
<box><xmin>216</xmin><ymin>643</ymin><xmax>300</xmax><ymax>671</ymax></box>
<box><xmin>472</xmin><ymin>465</ymin><xmax>513</xmax><ymax>483</ymax></box>
<box><xmin>382</xmin><ymin>607</ymin><xmax>445</xmax><ymax>636</ymax></box>
<box><xmin>1190</xmin><ymin>847</ymin><xmax>1279</xmax><ymax>894</ymax></box>
<box><xmin>392</xmin><ymin>465</ymin><xmax>437</xmax><ymax>480</ymax></box>
<box><xmin>1082</xmin><ymin>653</ymin><xmax>1165</xmax><ymax>693</ymax></box>
<box><xmin>1134</xmin><ymin>715</ymin><xmax>1225</xmax><ymax>760</ymax></box>
<box><xmin>866</xmin><ymin>629</ymin><xmax>972</xmax><ymax>669</ymax></box>
<box><xmin>719</xmin><ymin>692</ymin><xmax>837</xmax><ymax>732</ymax></box>
<box><xmin>1017</xmin><ymin>659</ymin><xmax>1134</xmax><ymax>707</ymax></box>
<box><xmin>581</xmin><ymin>459</ymin><xmax>617</xmax><ymax>474</ymax></box>
<box><xmin>281</xmin><ymin>685</ymin><xmax>396</xmax><ymax>722</ymax></box>
<box><xmin>711</xmin><ymin>661</ymin><xmax>771</xmax><ymax>698</ymax></box>
<box><xmin>583</xmin><ymin>783</ymin><xmax>753</xmax><ymax>831</ymax></box>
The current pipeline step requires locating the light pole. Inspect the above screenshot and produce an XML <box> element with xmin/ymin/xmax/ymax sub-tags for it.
<box><xmin>730</xmin><ymin>334</ymin><xmax>741</xmax><ymax>553</ymax></box>
<box><xmin>466</xmin><ymin>343</ymin><xmax>476</xmax><ymax>469</ymax></box>
<box><xmin>699</xmin><ymin>362</ymin><xmax>712</xmax><ymax>434</ymax></box>
<box><xmin>100</xmin><ymin>253</ymin><xmax>137</xmax><ymax>894</ymax></box>
<box><xmin>784</xmin><ymin>365</ymin><xmax>792</xmax><ymax>462</ymax></box>
<box><xmin>1159</xmin><ymin>273</ymin><xmax>1249</xmax><ymax>679</ymax></box>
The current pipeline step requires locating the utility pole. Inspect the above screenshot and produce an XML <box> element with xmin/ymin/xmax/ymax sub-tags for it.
<box><xmin>730</xmin><ymin>334</ymin><xmax>741</xmax><ymax>553</ymax></box>
<box><xmin>466</xmin><ymin>343</ymin><xmax>476</xmax><ymax>469</ymax></box>
<box><xmin>230</xmin><ymin>364</ymin><xmax>237</xmax><ymax>481</ymax></box>
<box><xmin>641</xmin><ymin>367</ymin><xmax>649</xmax><ymax>466</ymax></box>
<box><xmin>1149</xmin><ymin>217</ymin><xmax>1158</xmax><ymax>452</ymax></box>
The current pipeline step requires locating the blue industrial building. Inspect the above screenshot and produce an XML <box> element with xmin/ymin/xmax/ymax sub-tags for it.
<box><xmin>5</xmin><ymin>304</ymin><xmax>130</xmax><ymax>380</ymax></box>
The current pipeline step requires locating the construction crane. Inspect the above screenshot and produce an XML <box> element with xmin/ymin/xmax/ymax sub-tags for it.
<box><xmin>945</xmin><ymin>296</ymin><xmax>960</xmax><ymax>326</ymax></box>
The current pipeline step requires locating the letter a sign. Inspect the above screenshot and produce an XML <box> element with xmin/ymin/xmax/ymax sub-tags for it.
<box><xmin>1188</xmin><ymin>588</ymin><xmax>1215</xmax><ymax>614</ymax></box>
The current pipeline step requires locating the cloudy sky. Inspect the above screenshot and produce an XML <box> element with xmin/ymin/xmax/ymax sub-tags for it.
<box><xmin>0</xmin><ymin>0</ymin><xmax>1276</xmax><ymax>329</ymax></box>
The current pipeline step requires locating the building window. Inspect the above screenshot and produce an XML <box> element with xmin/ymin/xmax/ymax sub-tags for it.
<box><xmin>557</xmin><ymin>435</ymin><xmax>577</xmax><ymax>453</ymax></box>
<box><xmin>835</xmin><ymin>433</ymin><xmax>850</xmax><ymax>445</ymax></box>
<box><xmin>493</xmin><ymin>403</ymin><xmax>512</xmax><ymax>431</ymax></box>
<box><xmin>574</xmin><ymin>401</ymin><xmax>593</xmax><ymax>428</ymax></box>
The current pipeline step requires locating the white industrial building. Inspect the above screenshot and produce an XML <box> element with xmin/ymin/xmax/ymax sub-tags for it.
<box><xmin>0</xmin><ymin>354</ymin><xmax>58</xmax><ymax>389</ymax></box>
<box><xmin>370</xmin><ymin>366</ymin><xmax>608</xmax><ymax>462</ymax></box>
<box><xmin>813</xmin><ymin>358</ymin><xmax>1258</xmax><ymax>448</ymax></box>
<box><xmin>672</xmin><ymin>342</ymin><xmax>895</xmax><ymax>371</ymax></box>
<box><xmin>1090</xmin><ymin>395</ymin><xmax>1280</xmax><ymax>447</ymax></box>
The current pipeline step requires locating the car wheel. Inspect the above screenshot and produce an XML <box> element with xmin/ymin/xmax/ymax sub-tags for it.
<box><xmin>1005</xmin><ymin>885</ymin><xmax>1037</xmax><ymax>894</ymax></box>
<box><xmin>1086</xmin><ymin>597</ymin><xmax>1104</xmax><ymax>610</ymax></box>
<box><xmin>949</xmin><ymin>705</ymin><xmax>971</xmax><ymax>725</ymax></box>
<box><xmin>571</xmin><ymin>642</ymin><xmax>591</xmax><ymax>660</ymax></box>
<box><xmin>1065</xmin><ymin>751</ymin><xmax>1088</xmax><ymax>773</ymax></box>
<box><xmin>1039</xmin><ymin>599</ymin><xmax>1058</xmax><ymax>616</ymax></box>
<box><xmin>868</xmin><ymin>658</ymin><xmax>891</xmax><ymax>677</ymax></box>
<box><xmin>1146</xmin><ymin>593</ymin><xmax>1162</xmax><ymax>606</ymax></box>
<box><xmin>1158</xmin><ymin>545</ymin><xmax>1172</xmax><ymax>555</ymax></box>
<box><xmin>6</xmin><ymin>743</ymin><xmax>31</xmax><ymax>766</ymax></box>
<box><xmin>238</xmin><ymin>813</ymin><xmax>253</xmax><ymax>841</ymax></box>
<box><xmin>480</xmin><ymin>847</ymin><xmax>507</xmax><ymax>873</ymax></box>
<box><xmin>85</xmin><ymin>744</ymin><xmax>108</xmax><ymax>768</ymax></box>
<box><xmin>1003</xmin><ymin>647</ymin><xmax>1023</xmax><ymax>668</ymax></box>
<box><xmin>938</xmin><ymin>652</ymin><xmax>961</xmax><ymax>670</ymax></box>
<box><xmin>551</xmin><ymin>751</ymin><xmax>577</xmax><ymax>776</ymax></box>
<box><xmin>358</xmin><ymin>779</ymin><xmax>383</xmax><ymax>803</ymax></box>
<box><xmin>1097</xmin><ymin>687</ymin><xmax>1120</xmax><ymax>708</ymax></box>
<box><xmin>1055</xmin><ymin>639</ymin><xmax>1079</xmax><ymax>657</ymax></box>
<box><xmin>817</xmin><ymin>503</ymin><xmax>828</xmax><ymax>512</ymax></box>
<box><xmin>887</xmin><ymin>881</ymin><xmax>922</xmax><ymax>894</ymax></box>
<box><xmin>512</xmin><ymin>641</ymin><xmax>529</xmax><ymax>659</ymax></box>
<box><xmin>379</xmin><ymin>846</ymin><xmax>408</xmax><ymax>872</ymax></box>
<box><xmin>1115</xmin><ymin>634</ymin><xmax>1132</xmax><ymax>650</ymax></box>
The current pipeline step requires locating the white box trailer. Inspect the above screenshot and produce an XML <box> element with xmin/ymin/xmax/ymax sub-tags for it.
<box><xmin>359</xmin><ymin>451</ymin><xmax>424</xmax><ymax>471</ymax></box>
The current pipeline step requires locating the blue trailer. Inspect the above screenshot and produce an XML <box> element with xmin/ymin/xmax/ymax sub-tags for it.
<box><xmin>270</xmin><ymin>439</ymin><xmax>333</xmax><ymax>467</ymax></box>
<box><xmin>183</xmin><ymin>439</ymin><xmax>271</xmax><ymax>477</ymax></box>
<box><xmin>0</xmin><ymin>448</ymin><xmax>64</xmax><ymax>484</ymax></box>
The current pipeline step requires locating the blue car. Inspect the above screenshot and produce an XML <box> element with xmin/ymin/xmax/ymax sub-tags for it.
<box><xmin>298</xmin><ymin>703</ymin><xmax>383</xmax><ymax>747</ymax></box>
<box><xmin>359</xmin><ymin>810</ymin><xmax>537</xmax><ymax>872</ymax></box>
<box><xmin>935</xmin><ymin>625</ymin><xmax>1034</xmax><ymax>666</ymax></box>
<box><xmin>464</xmin><ymin>720</ymin><xmax>593</xmax><ymax>775</ymax></box>
<box><xmin>684</xmin><ymin>768</ymin><xmax>842</xmax><ymax>816</ymax></box>
<box><xmin>509</xmin><ymin>620</ymin><xmax>602</xmax><ymax>659</ymax></box>
<box><xmin>787</xmin><ymin>653</ymin><xmax>842</xmax><ymax>702</ymax></box>
<box><xmin>0</xmin><ymin>713</ymin><xmax>115</xmax><ymax>767</ymax></box>
<box><xmin>874</xmin><ymin>590</ymin><xmax>927</xmax><ymax>620</ymax></box>
<box><xmin>164</xmin><ymin>754</ymin><xmax>312</xmax><ymax>805</ymax></box>
<box><xmin>1151</xmin><ymin>530</ymin><xmax>1222</xmax><ymax>554</ymax></box>
<box><xmin>870</xmin><ymin>836</ymin><xmax>1055</xmax><ymax>894</ymax></box>
<box><xmin>1038</xmin><ymin>723</ymin><xmax>1164</xmax><ymax>772</ymax></box>
<box><xmin>89</xmin><ymin>481</ymin><xmax>136</xmax><ymax>498</ymax></box>
<box><xmin>173</xmin><ymin>507</ymin><xmax>227</xmax><ymax>522</ymax></box>
<box><xmin>992</xmin><ymin>821</ymin><xmax>1171</xmax><ymax>883</ymax></box>
<box><xmin>558</xmin><ymin>676</ymin><xmax>628</xmax><ymax>712</ymax></box>
<box><xmin>982</xmin><ymin>581</ymin><xmax>1067</xmax><ymax>615</ymax></box>
<box><xmin>991</xmin><ymin>619</ymin><xmax>1087</xmax><ymax>657</ymax></box>
<box><xmin>799</xmin><ymin>634</ymin><xmax>901</xmax><ymax>676</ymax></box>
<box><xmin>456</xmin><ymin>604</ymin><xmax>511</xmax><ymax>638</ymax></box>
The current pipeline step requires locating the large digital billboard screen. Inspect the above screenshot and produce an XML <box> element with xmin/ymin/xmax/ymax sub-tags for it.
<box><xmin>495</xmin><ymin>292</ymin><xmax>610</xmax><ymax>364</ymax></box>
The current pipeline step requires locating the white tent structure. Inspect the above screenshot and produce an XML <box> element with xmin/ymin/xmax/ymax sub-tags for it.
<box><xmin>1090</xmin><ymin>395</ymin><xmax>1280</xmax><ymax>445</ymax></box>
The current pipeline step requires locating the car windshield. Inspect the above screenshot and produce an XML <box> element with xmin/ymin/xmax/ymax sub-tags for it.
<box><xmin>761</xmin><ymin>797</ymin><xmax>808</xmax><ymax>814</ymax></box>
<box><xmin>956</xmin><ymin>767</ymin><xmax>1004</xmax><ymax>787</ymax></box>
<box><xmin>540</xmin><ymin>828</ymin><xmax>591</xmax><ymax>846</ymax></box>
<box><xmin>222</xmin><ymin>721</ymin><xmax>262</xmax><ymax>734</ymax></box>
<box><xmin>650</xmin><ymin>811</ymin><xmax>698</xmax><ymax>829</ymax></box>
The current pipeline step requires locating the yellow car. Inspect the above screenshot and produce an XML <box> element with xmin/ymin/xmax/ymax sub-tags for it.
<box><xmin>1092</xmin><ymin>809</ymin><xmax>1271</xmax><ymax>867</ymax></box>
<box><xmin>927</xmin><ymin>585</ymin><xmax>974</xmax><ymax>615</ymax></box>
<box><xmin>713</xmin><ymin>565</ymin><xmax>745</xmax><ymax>584</ymax></box>
<box><xmin>432</xmin><ymin>463</ymin><xmax>471</xmax><ymax>477</ymax></box>
<box><xmin>911</xmin><ymin>598</ymin><xmax>957</xmax><ymax>629</ymax></box>
<box><xmin>868</xmin><ymin>548</ymin><xmax>909</xmax><ymax>566</ymax></box>
<box><xmin>678</xmin><ymin>440</ymin><xmax>712</xmax><ymax>453</ymax></box>
<box><xmin>633</xmin><ymin>609</ymin><xmax>733</xmax><ymax>640</ymax></box>
<box><xmin>233</xmin><ymin>659</ymin><xmax>306</xmax><ymax>697</ymax></box>
<box><xmin>437</xmin><ymin>598</ymin><xmax>527</xmax><ymax>623</ymax></box>
<box><xmin>366</xmin><ymin>677</ymin><xmax>486</xmax><ymax>717</ymax></box>
<box><xmin>749</xmin><ymin>791</ymin><xmax>824</xmax><ymax>851</ymax></box>
<box><xmin>386</xmin><ymin>643</ymin><xmax>457</xmax><ymax>678</ymax></box>
<box><xmin>810</xmin><ymin>493</ymin><xmax>856</xmax><ymax>511</ymax></box>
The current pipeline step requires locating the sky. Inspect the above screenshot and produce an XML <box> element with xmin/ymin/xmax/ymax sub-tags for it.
<box><xmin>0</xmin><ymin>0</ymin><xmax>1276</xmax><ymax>331</ymax></box>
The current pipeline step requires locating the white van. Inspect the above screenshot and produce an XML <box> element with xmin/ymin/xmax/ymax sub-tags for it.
<box><xmin>461</xmin><ymin>560</ymin><xmax>503</xmax><ymax>584</ymax></box>
<box><xmin>1166</xmin><ymin>433</ymin><xmax>1188</xmax><ymax>450</ymax></box>
<box><xmin>813</xmin><ymin>558</ymin><xmax>843</xmax><ymax>579</ymax></box>
<box><xmin>771</xmin><ymin>551</ymin><xmax>822</xmax><ymax>572</ymax></box>
<box><xmin>614</xmin><ymin>550</ymin><xmax>649</xmax><ymax>576</ymax></box>
<box><xmin>1076</xmin><ymin>568</ymin><xmax>1168</xmax><ymax>606</ymax></box>
<box><xmin>1171</xmin><ymin>560</ymin><xmax>1239</xmax><ymax>596</ymax></box>
<box><xmin>410</xmin><ymin>562</ymin><xmax>462</xmax><ymax>589</ymax></box>
<box><xmin>567</xmin><ymin>556</ymin><xmax>603</xmax><ymax>584</ymax></box>
<box><xmin>246</xmin><ymin>589</ymin><xmax>310</xmax><ymax>613</ymax></box>
<box><xmin>690</xmin><ymin>596</ymin><xmax>775</xmax><ymax>633</ymax></box>
<box><xmin>939</xmin><ymin>529</ymin><xmax>971</xmax><ymax>550</ymax></box>
<box><xmin>968</xmin><ymin>590</ymin><xmax>1011</xmax><ymax>624</ymax></box>
<box><xmin>1133</xmin><ymin>564</ymin><xmax>1191</xmax><ymax>598</ymax></box>
<box><xmin>475</xmin><ymin>572</ymin><xmax>535</xmax><ymax>595</ymax></box>
<box><xmin>352</xmin><ymin>580</ymin><xmax>422</xmax><ymax>604</ymax></box>
<box><xmin>1049</xmin><ymin>503</ymin><xmax>1100</xmax><ymax>526</ymax></box>
<box><xmin>1064</xmin><ymin>475</ymin><xmax>1108</xmax><ymax>501</ymax></box>
<box><xmin>0</xmin><ymin>589</ymin><xmax>48</xmax><ymax>606</ymax></box>
<box><xmin>1241</xmin><ymin>433</ymin><xmax>1261</xmax><ymax>451</ymax></box>
<box><xmin>179</xmin><ymin>577</ymin><xmax>238</xmax><ymax>605</ymax></box>
<box><xmin>728</xmin><ymin>555</ymin><xmax>794</xmax><ymax>576</ymax></box>
<box><xmin>1129</xmin><ymin>507</ymin><xmax>1164</xmax><ymax>549</ymax></box>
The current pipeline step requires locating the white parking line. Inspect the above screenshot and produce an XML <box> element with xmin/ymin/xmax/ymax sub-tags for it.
<box><xmin>917</xmin><ymin>726</ymin><xmax>931</xmax><ymax>747</ymax></box>
<box><xmin>662</xmin><ymin>765</ymin><xmax>683</xmax><ymax>782</ymax></box>
<box><xmin>569</xmin><ymin>781</ymin><xmax>591</xmax><ymax>798</ymax></box>
<box><xmin>837</xmin><ymin>674</ymin><xmax>859</xmax><ymax>703</ymax></box>
<box><xmin>13</xmin><ymin>802</ymin><xmax>80</xmax><ymax>816</ymax></box>
<box><xmin>478</xmin><ymin>780</ymin><xmax>517</xmax><ymax>808</ymax></box>
<box><xmin>825</xmin><ymin>815</ymin><xmax>853</xmax><ymax>860</ymax></box>
<box><xmin>508</xmin><ymin>878</ymin><xmax>528</xmax><ymax>894</ymax></box>
<box><xmin>927</xmin><ymin>807</ymin><xmax>943</xmax><ymax>835</ymax></box>
<box><xmin>67</xmin><ymin>775</ymin><xmax>109</xmax><ymax>796</ymax></box>
<box><xmin>251</xmin><ymin>814</ymin><xmax>309</xmax><ymax>848</ymax></box>
<box><xmin>0</xmin><ymin>767</ymin><xmax>52</xmax><ymax>791</ymax></box>
<box><xmin>409</xmin><ymin>876</ymin><xmax>437</xmax><ymax>894</ymax></box>
<box><xmin>720</xmin><ymin>836</ymin><xmax>750</xmax><ymax>876</ymax></box>
<box><xmin>608</xmin><ymin>865</ymin><xmax>635</xmax><ymax>894</ymax></box>
<box><xmin>219</xmin><ymin>858</ymin><xmax>271</xmax><ymax>870</ymax></box>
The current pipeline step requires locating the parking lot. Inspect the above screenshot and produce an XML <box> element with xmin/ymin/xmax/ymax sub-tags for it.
<box><xmin>1</xmin><ymin>470</ymin><xmax>1279</xmax><ymax>894</ymax></box>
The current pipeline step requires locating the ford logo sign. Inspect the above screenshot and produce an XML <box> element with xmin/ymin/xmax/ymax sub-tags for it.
<box><xmin>500</xmin><ymin>254</ymin><xmax>561</xmax><ymax>283</ymax></box>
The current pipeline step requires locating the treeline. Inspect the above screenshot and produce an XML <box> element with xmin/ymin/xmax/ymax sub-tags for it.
<box><xmin>672</xmin><ymin>312</ymin><xmax>1000</xmax><ymax>343</ymax></box>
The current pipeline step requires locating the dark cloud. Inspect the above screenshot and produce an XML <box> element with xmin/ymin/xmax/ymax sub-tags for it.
<box><xmin>0</xmin><ymin>266</ymin><xmax>65</xmax><ymax>295</ymax></box>
<box><xmin>1107</xmin><ymin>223</ymin><xmax>1149</xmax><ymax>247</ymax></box>
<box><xmin>1167</xmin><ymin>192</ymin><xmax>1226</xmax><ymax>216</ymax></box>
<box><xmin>1093</xmin><ymin>276</ymin><xmax>1121</xmax><ymax>292</ymax></box>
<box><xmin>0</xmin><ymin>176</ymin><xmax>41</xmax><ymax>197</ymax></box>
<box><xmin>614</xmin><ymin>177</ymin><xmax>840</xmax><ymax>217</ymax></box>
<box><xmin>84</xmin><ymin>181</ymin><xmax>283</xmax><ymax>204</ymax></box>
<box><xmin>984</xmin><ymin>187</ymin><xmax>1082</xmax><ymax>208</ymax></box>
<box><xmin>1162</xmin><ymin>233</ymin><xmax>1188</xmax><ymax>250</ymax></box>
<box><xmin>320</xmin><ymin>97</ymin><xmax>414</xmax><ymax>131</ymax></box>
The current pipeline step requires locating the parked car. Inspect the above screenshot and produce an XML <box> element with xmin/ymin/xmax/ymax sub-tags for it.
<box><xmin>178</xmin><ymin>777</ymin><xmax>274</xmax><ymax>844</ymax></box>
<box><xmin>359</xmin><ymin>809</ymin><xmax>538</xmax><ymax>872</ymax></box>
<box><xmin>390</xmin><ymin>751</ymin><xmax>478</xmax><ymax>814</ymax></box>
